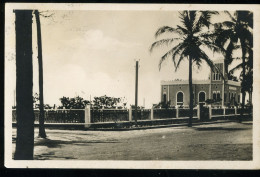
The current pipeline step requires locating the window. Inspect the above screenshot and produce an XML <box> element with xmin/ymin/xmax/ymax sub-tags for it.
<box><xmin>217</xmin><ymin>92</ymin><xmax>221</xmax><ymax>100</ymax></box>
<box><xmin>229</xmin><ymin>92</ymin><xmax>231</xmax><ymax>101</ymax></box>
<box><xmin>163</xmin><ymin>93</ymin><xmax>167</xmax><ymax>104</ymax></box>
<box><xmin>238</xmin><ymin>95</ymin><xmax>240</xmax><ymax>103</ymax></box>
<box><xmin>177</xmin><ymin>92</ymin><xmax>184</xmax><ymax>105</ymax></box>
<box><xmin>213</xmin><ymin>91</ymin><xmax>221</xmax><ymax>101</ymax></box>
<box><xmin>234</xmin><ymin>93</ymin><xmax>236</xmax><ymax>102</ymax></box>
<box><xmin>213</xmin><ymin>92</ymin><xmax>217</xmax><ymax>100</ymax></box>
<box><xmin>213</xmin><ymin>72</ymin><xmax>221</xmax><ymax>81</ymax></box>
<box><xmin>224</xmin><ymin>93</ymin><xmax>227</xmax><ymax>102</ymax></box>
<box><xmin>199</xmin><ymin>92</ymin><xmax>206</xmax><ymax>103</ymax></box>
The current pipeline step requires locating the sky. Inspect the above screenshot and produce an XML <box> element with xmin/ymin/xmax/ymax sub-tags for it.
<box><xmin>6</xmin><ymin>10</ymin><xmax>242</xmax><ymax>108</ymax></box>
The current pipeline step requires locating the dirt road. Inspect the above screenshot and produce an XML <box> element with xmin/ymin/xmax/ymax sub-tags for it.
<box><xmin>12</xmin><ymin>121</ymin><xmax>252</xmax><ymax>160</ymax></box>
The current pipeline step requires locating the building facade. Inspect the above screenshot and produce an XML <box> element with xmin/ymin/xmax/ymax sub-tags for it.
<box><xmin>161</xmin><ymin>59</ymin><xmax>241</xmax><ymax>107</ymax></box>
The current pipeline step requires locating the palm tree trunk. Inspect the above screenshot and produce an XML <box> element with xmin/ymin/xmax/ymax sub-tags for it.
<box><xmin>188</xmin><ymin>55</ymin><xmax>193</xmax><ymax>127</ymax></box>
<box><xmin>249</xmin><ymin>89</ymin><xmax>252</xmax><ymax>106</ymax></box>
<box><xmin>14</xmin><ymin>10</ymin><xmax>34</xmax><ymax>160</ymax></box>
<box><xmin>35</xmin><ymin>10</ymin><xmax>46</xmax><ymax>138</ymax></box>
<box><xmin>240</xmin><ymin>43</ymin><xmax>246</xmax><ymax>123</ymax></box>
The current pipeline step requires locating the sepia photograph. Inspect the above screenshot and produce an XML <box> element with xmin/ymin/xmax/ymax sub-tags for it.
<box><xmin>4</xmin><ymin>3</ymin><xmax>260</xmax><ymax>169</ymax></box>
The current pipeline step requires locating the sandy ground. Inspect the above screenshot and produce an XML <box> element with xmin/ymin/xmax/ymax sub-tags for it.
<box><xmin>12</xmin><ymin>121</ymin><xmax>252</xmax><ymax>160</ymax></box>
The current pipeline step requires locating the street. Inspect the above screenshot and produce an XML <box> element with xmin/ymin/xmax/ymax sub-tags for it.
<box><xmin>12</xmin><ymin>121</ymin><xmax>252</xmax><ymax>160</ymax></box>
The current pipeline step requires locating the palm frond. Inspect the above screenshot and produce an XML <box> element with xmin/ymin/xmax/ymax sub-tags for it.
<box><xmin>225</xmin><ymin>41</ymin><xmax>238</xmax><ymax>65</ymax></box>
<box><xmin>221</xmin><ymin>21</ymin><xmax>235</xmax><ymax>28</ymax></box>
<box><xmin>171</xmin><ymin>43</ymin><xmax>187</xmax><ymax>68</ymax></box>
<box><xmin>175</xmin><ymin>52</ymin><xmax>187</xmax><ymax>72</ymax></box>
<box><xmin>179</xmin><ymin>11</ymin><xmax>193</xmax><ymax>32</ymax></box>
<box><xmin>229</xmin><ymin>63</ymin><xmax>243</xmax><ymax>74</ymax></box>
<box><xmin>158</xmin><ymin>43</ymin><xmax>184</xmax><ymax>70</ymax></box>
<box><xmin>194</xmin><ymin>11</ymin><xmax>219</xmax><ymax>31</ymax></box>
<box><xmin>155</xmin><ymin>26</ymin><xmax>182</xmax><ymax>39</ymax></box>
<box><xmin>200</xmin><ymin>39</ymin><xmax>224</xmax><ymax>54</ymax></box>
<box><xmin>237</xmin><ymin>11</ymin><xmax>253</xmax><ymax>29</ymax></box>
<box><xmin>224</xmin><ymin>11</ymin><xmax>237</xmax><ymax>23</ymax></box>
<box><xmin>176</xmin><ymin>25</ymin><xmax>188</xmax><ymax>35</ymax></box>
<box><xmin>149</xmin><ymin>38</ymin><xmax>181</xmax><ymax>53</ymax></box>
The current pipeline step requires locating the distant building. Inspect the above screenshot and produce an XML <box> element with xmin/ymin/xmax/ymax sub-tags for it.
<box><xmin>161</xmin><ymin>59</ymin><xmax>241</xmax><ymax>107</ymax></box>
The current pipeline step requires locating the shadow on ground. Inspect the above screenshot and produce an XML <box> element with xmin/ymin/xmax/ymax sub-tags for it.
<box><xmin>34</xmin><ymin>151</ymin><xmax>77</xmax><ymax>160</ymax></box>
<box><xmin>195</xmin><ymin>127</ymin><xmax>250</xmax><ymax>131</ymax></box>
<box><xmin>34</xmin><ymin>139</ymin><xmax>120</xmax><ymax>148</ymax></box>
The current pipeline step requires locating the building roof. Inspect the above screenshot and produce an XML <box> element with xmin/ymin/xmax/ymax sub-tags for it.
<box><xmin>161</xmin><ymin>79</ymin><xmax>241</xmax><ymax>86</ymax></box>
<box><xmin>161</xmin><ymin>80</ymin><xmax>210</xmax><ymax>85</ymax></box>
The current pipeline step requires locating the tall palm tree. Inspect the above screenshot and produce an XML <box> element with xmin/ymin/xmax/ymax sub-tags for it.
<box><xmin>213</xmin><ymin>11</ymin><xmax>253</xmax><ymax>119</ymax></box>
<box><xmin>14</xmin><ymin>10</ymin><xmax>34</xmax><ymax>160</ymax></box>
<box><xmin>150</xmin><ymin>11</ymin><xmax>221</xmax><ymax>127</ymax></box>
<box><xmin>35</xmin><ymin>10</ymin><xmax>47</xmax><ymax>138</ymax></box>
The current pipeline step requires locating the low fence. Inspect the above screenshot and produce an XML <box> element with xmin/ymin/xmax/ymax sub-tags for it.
<box><xmin>91</xmin><ymin>109</ymin><xmax>129</xmax><ymax>123</ymax></box>
<box><xmin>153</xmin><ymin>108</ymin><xmax>176</xmax><ymax>119</ymax></box>
<box><xmin>12</xmin><ymin>106</ymin><xmax>251</xmax><ymax>126</ymax></box>
<box><xmin>12</xmin><ymin>109</ymin><xmax>85</xmax><ymax>123</ymax></box>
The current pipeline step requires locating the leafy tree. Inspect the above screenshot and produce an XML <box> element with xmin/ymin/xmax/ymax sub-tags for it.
<box><xmin>150</xmin><ymin>11</ymin><xmax>220</xmax><ymax>127</ymax></box>
<box><xmin>59</xmin><ymin>96</ymin><xmax>90</xmax><ymax>109</ymax></box>
<box><xmin>92</xmin><ymin>95</ymin><xmax>126</xmax><ymax>109</ymax></box>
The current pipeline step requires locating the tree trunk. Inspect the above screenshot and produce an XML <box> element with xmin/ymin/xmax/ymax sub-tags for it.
<box><xmin>14</xmin><ymin>10</ymin><xmax>34</xmax><ymax>160</ymax></box>
<box><xmin>35</xmin><ymin>10</ymin><xmax>47</xmax><ymax>138</ymax></box>
<box><xmin>240</xmin><ymin>42</ymin><xmax>246</xmax><ymax>123</ymax></box>
<box><xmin>188</xmin><ymin>56</ymin><xmax>193</xmax><ymax>127</ymax></box>
<box><xmin>249</xmin><ymin>89</ymin><xmax>252</xmax><ymax>106</ymax></box>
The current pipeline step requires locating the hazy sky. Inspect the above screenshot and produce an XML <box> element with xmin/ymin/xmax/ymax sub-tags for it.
<box><xmin>6</xmin><ymin>10</ymin><xmax>242</xmax><ymax>108</ymax></box>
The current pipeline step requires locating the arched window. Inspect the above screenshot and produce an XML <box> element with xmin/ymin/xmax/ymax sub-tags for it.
<box><xmin>213</xmin><ymin>92</ymin><xmax>217</xmax><ymax>100</ymax></box>
<box><xmin>217</xmin><ymin>92</ymin><xmax>221</xmax><ymax>100</ymax></box>
<box><xmin>176</xmin><ymin>92</ymin><xmax>184</xmax><ymax>105</ymax></box>
<box><xmin>163</xmin><ymin>93</ymin><xmax>167</xmax><ymax>104</ymax></box>
<box><xmin>199</xmin><ymin>92</ymin><xmax>206</xmax><ymax>103</ymax></box>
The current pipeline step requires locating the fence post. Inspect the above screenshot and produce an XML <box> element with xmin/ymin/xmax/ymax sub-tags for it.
<box><xmin>84</xmin><ymin>105</ymin><xmax>91</xmax><ymax>128</ymax></box>
<box><xmin>129</xmin><ymin>107</ymin><xmax>132</xmax><ymax>122</ymax></box>
<box><xmin>223</xmin><ymin>106</ymin><xmax>226</xmax><ymax>118</ymax></box>
<box><xmin>209</xmin><ymin>105</ymin><xmax>212</xmax><ymax>120</ymax></box>
<box><xmin>197</xmin><ymin>104</ymin><xmax>200</xmax><ymax>120</ymax></box>
<box><xmin>151</xmin><ymin>107</ymin><xmax>154</xmax><ymax>120</ymax></box>
<box><xmin>176</xmin><ymin>106</ymin><xmax>179</xmax><ymax>118</ymax></box>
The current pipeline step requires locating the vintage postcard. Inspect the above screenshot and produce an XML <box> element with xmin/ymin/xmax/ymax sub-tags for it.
<box><xmin>4</xmin><ymin>3</ymin><xmax>260</xmax><ymax>169</ymax></box>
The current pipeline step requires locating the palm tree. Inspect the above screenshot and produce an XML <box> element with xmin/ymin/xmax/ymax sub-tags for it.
<box><xmin>150</xmin><ymin>11</ymin><xmax>221</xmax><ymax>127</ymax></box>
<box><xmin>14</xmin><ymin>10</ymin><xmax>34</xmax><ymax>160</ymax></box>
<box><xmin>229</xmin><ymin>48</ymin><xmax>253</xmax><ymax>105</ymax></box>
<box><xmin>35</xmin><ymin>10</ymin><xmax>47</xmax><ymax>138</ymax></box>
<box><xmin>213</xmin><ymin>11</ymin><xmax>253</xmax><ymax>120</ymax></box>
